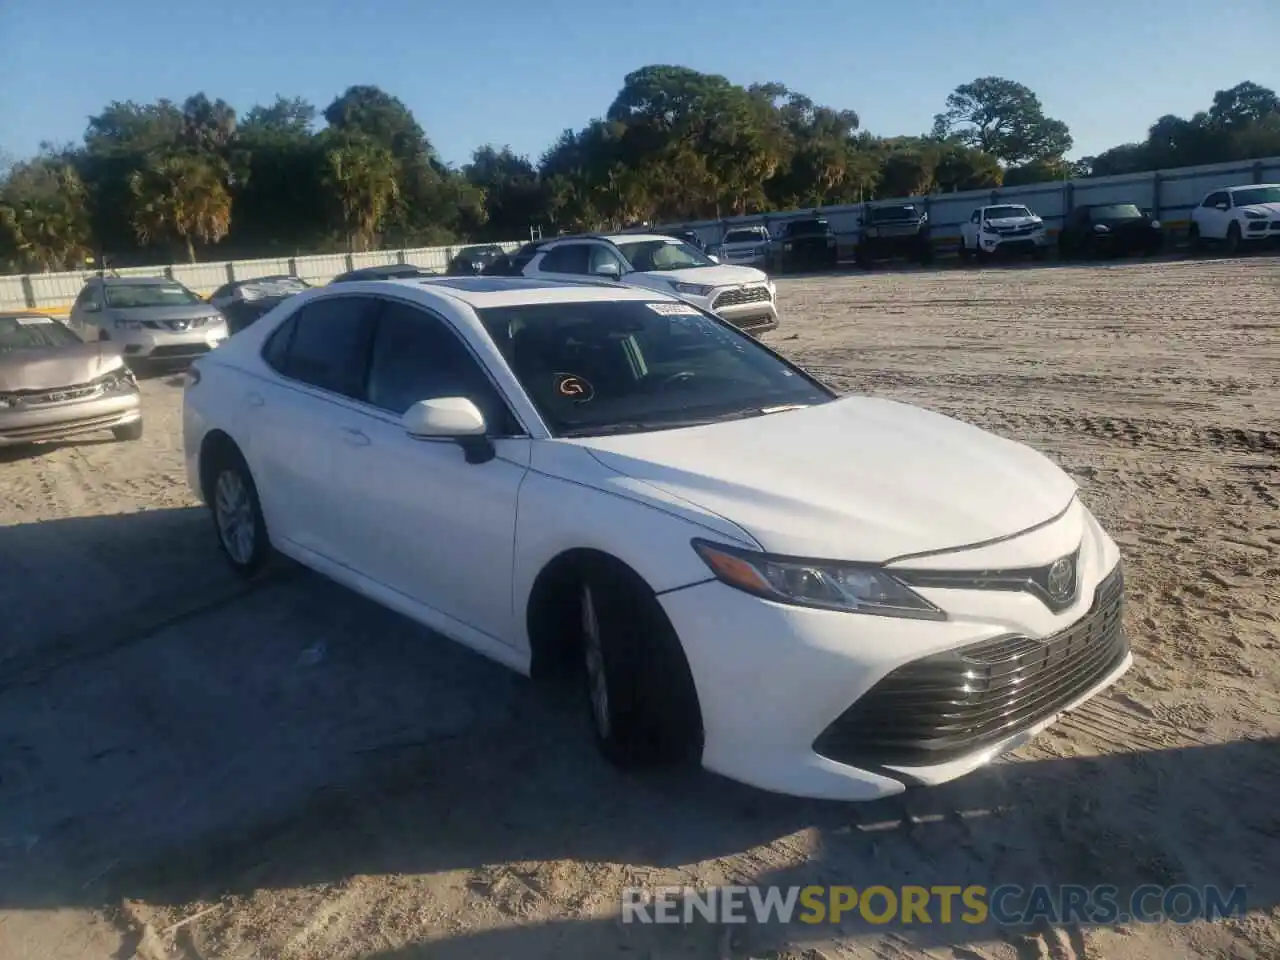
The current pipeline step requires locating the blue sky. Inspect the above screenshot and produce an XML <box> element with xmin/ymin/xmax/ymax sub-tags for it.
<box><xmin>3</xmin><ymin>0</ymin><xmax>1277</xmax><ymax>168</ymax></box>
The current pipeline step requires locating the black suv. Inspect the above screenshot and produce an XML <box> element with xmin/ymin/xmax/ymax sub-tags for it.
<box><xmin>856</xmin><ymin>204</ymin><xmax>932</xmax><ymax>266</ymax></box>
<box><xmin>448</xmin><ymin>244</ymin><xmax>506</xmax><ymax>276</ymax></box>
<box><xmin>775</xmin><ymin>218</ymin><xmax>839</xmax><ymax>272</ymax></box>
<box><xmin>1058</xmin><ymin>203</ymin><xmax>1164</xmax><ymax>259</ymax></box>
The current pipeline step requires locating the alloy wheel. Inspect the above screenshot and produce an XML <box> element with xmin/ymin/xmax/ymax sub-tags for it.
<box><xmin>214</xmin><ymin>469</ymin><xmax>255</xmax><ymax>565</ymax></box>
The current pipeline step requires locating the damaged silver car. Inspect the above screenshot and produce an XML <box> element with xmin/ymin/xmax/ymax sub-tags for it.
<box><xmin>0</xmin><ymin>312</ymin><xmax>143</xmax><ymax>447</ymax></box>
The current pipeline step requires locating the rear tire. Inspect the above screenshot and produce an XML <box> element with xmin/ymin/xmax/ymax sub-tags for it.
<box><xmin>112</xmin><ymin>420</ymin><xmax>143</xmax><ymax>442</ymax></box>
<box><xmin>577</xmin><ymin>564</ymin><xmax>702</xmax><ymax>769</ymax></box>
<box><xmin>206</xmin><ymin>444</ymin><xmax>271</xmax><ymax>577</ymax></box>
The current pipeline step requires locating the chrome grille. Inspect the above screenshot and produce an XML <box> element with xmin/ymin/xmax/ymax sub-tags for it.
<box><xmin>712</xmin><ymin>286</ymin><xmax>772</xmax><ymax>309</ymax></box>
<box><xmin>3</xmin><ymin>382</ymin><xmax>101</xmax><ymax>407</ymax></box>
<box><xmin>813</xmin><ymin>564</ymin><xmax>1126</xmax><ymax>768</ymax></box>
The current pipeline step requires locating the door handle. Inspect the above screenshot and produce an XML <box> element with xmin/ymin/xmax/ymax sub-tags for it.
<box><xmin>340</xmin><ymin>427</ymin><xmax>371</xmax><ymax>447</ymax></box>
<box><xmin>246</xmin><ymin>392</ymin><xmax>264</xmax><ymax>408</ymax></box>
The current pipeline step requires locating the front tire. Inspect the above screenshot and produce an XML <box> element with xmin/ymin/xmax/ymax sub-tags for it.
<box><xmin>207</xmin><ymin>446</ymin><xmax>271</xmax><ymax>577</ymax></box>
<box><xmin>1225</xmin><ymin>222</ymin><xmax>1242</xmax><ymax>256</ymax></box>
<box><xmin>1188</xmin><ymin>222</ymin><xmax>1205</xmax><ymax>254</ymax></box>
<box><xmin>578</xmin><ymin>566</ymin><xmax>702</xmax><ymax>769</ymax></box>
<box><xmin>112</xmin><ymin>420</ymin><xmax>143</xmax><ymax>442</ymax></box>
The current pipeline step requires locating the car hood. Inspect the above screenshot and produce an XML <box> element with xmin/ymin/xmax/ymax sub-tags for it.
<box><xmin>566</xmin><ymin>396</ymin><xmax>1077</xmax><ymax>562</ymax></box>
<box><xmin>638</xmin><ymin>264</ymin><xmax>769</xmax><ymax>287</ymax></box>
<box><xmin>105</xmin><ymin>304</ymin><xmax>223</xmax><ymax>323</ymax></box>
<box><xmin>986</xmin><ymin>216</ymin><xmax>1041</xmax><ymax>228</ymax></box>
<box><xmin>721</xmin><ymin>238</ymin><xmax>769</xmax><ymax>249</ymax></box>
<box><xmin>0</xmin><ymin>340</ymin><xmax>126</xmax><ymax>392</ymax></box>
<box><xmin>1239</xmin><ymin>202</ymin><xmax>1280</xmax><ymax>217</ymax></box>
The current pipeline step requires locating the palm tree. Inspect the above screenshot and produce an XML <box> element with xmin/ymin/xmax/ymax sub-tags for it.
<box><xmin>128</xmin><ymin>152</ymin><xmax>232</xmax><ymax>262</ymax></box>
<box><xmin>0</xmin><ymin>159</ymin><xmax>93</xmax><ymax>271</ymax></box>
<box><xmin>322</xmin><ymin>135</ymin><xmax>398</xmax><ymax>251</ymax></box>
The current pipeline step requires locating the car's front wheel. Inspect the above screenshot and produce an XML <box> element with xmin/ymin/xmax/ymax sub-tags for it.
<box><xmin>207</xmin><ymin>446</ymin><xmax>271</xmax><ymax>577</ymax></box>
<box><xmin>1225</xmin><ymin>222</ymin><xmax>1242</xmax><ymax>256</ymax></box>
<box><xmin>112</xmin><ymin>420</ymin><xmax>143</xmax><ymax>442</ymax></box>
<box><xmin>1188</xmin><ymin>222</ymin><xmax>1205</xmax><ymax>254</ymax></box>
<box><xmin>578</xmin><ymin>566</ymin><xmax>702</xmax><ymax>769</ymax></box>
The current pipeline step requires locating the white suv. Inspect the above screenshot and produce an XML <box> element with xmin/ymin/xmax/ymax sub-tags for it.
<box><xmin>519</xmin><ymin>233</ymin><xmax>778</xmax><ymax>335</ymax></box>
<box><xmin>1189</xmin><ymin>184</ymin><xmax>1280</xmax><ymax>254</ymax></box>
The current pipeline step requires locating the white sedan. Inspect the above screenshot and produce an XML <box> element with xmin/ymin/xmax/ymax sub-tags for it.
<box><xmin>182</xmin><ymin>276</ymin><xmax>1131</xmax><ymax>801</ymax></box>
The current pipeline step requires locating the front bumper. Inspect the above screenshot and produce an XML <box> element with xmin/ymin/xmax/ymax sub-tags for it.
<box><xmin>690</xmin><ymin>287</ymin><xmax>779</xmax><ymax>335</ymax></box>
<box><xmin>979</xmin><ymin>232</ymin><xmax>1051</xmax><ymax>253</ymax></box>
<box><xmin>0</xmin><ymin>389</ymin><xmax>141</xmax><ymax>446</ymax></box>
<box><xmin>106</xmin><ymin>325</ymin><xmax>229</xmax><ymax>360</ymax></box>
<box><xmin>659</xmin><ymin>499</ymin><xmax>1130</xmax><ymax>801</ymax></box>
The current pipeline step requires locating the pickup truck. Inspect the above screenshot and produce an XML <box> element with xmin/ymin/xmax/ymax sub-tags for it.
<box><xmin>959</xmin><ymin>204</ymin><xmax>1050</xmax><ymax>261</ymax></box>
<box><xmin>710</xmin><ymin>225</ymin><xmax>771</xmax><ymax>269</ymax></box>
<box><xmin>855</xmin><ymin>204</ymin><xmax>932</xmax><ymax>266</ymax></box>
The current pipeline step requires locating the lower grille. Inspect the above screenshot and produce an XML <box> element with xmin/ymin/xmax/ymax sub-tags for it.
<box><xmin>713</xmin><ymin>286</ymin><xmax>772</xmax><ymax>309</ymax></box>
<box><xmin>1</xmin><ymin>411</ymin><xmax>130</xmax><ymax>441</ymax></box>
<box><xmin>149</xmin><ymin>344</ymin><xmax>211</xmax><ymax>359</ymax></box>
<box><xmin>813</xmin><ymin>564</ymin><xmax>1127</xmax><ymax>768</ymax></box>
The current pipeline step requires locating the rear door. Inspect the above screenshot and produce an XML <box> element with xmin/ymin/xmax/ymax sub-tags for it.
<box><xmin>248</xmin><ymin>294</ymin><xmax>379</xmax><ymax>566</ymax></box>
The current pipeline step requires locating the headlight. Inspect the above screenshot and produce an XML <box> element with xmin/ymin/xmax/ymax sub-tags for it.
<box><xmin>114</xmin><ymin>319</ymin><xmax>142</xmax><ymax>330</ymax></box>
<box><xmin>982</xmin><ymin>224</ymin><xmax>1000</xmax><ymax>233</ymax></box>
<box><xmin>670</xmin><ymin>281</ymin><xmax>713</xmax><ymax>297</ymax></box>
<box><xmin>1031</xmin><ymin>221</ymin><xmax>1045</xmax><ymax>231</ymax></box>
<box><xmin>1093</xmin><ymin>224</ymin><xmax>1110</xmax><ymax>233</ymax></box>
<box><xmin>691</xmin><ymin>539</ymin><xmax>945</xmax><ymax>620</ymax></box>
<box><xmin>1242</xmin><ymin>210</ymin><xmax>1267</xmax><ymax>220</ymax></box>
<box><xmin>783</xmin><ymin>242</ymin><xmax>792</xmax><ymax>251</ymax></box>
<box><xmin>1150</xmin><ymin>220</ymin><xmax>1162</xmax><ymax>229</ymax></box>
<box><xmin>97</xmin><ymin>367</ymin><xmax>137</xmax><ymax>393</ymax></box>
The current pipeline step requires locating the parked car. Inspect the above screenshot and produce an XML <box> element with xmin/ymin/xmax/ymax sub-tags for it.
<box><xmin>330</xmin><ymin>264</ymin><xmax>440</xmax><ymax>283</ymax></box>
<box><xmin>1188</xmin><ymin>183</ymin><xmax>1280</xmax><ymax>254</ymax></box>
<box><xmin>184</xmin><ymin>275</ymin><xmax>1131</xmax><ymax>801</ymax></box>
<box><xmin>208</xmin><ymin>276</ymin><xmax>310</xmax><ymax>312</ymax></box>
<box><xmin>775</xmin><ymin>218</ymin><xmax>839</xmax><ymax>272</ymax></box>
<box><xmin>856</xmin><ymin>204</ymin><xmax>932</xmax><ymax>266</ymax></box>
<box><xmin>68</xmin><ymin>276</ymin><xmax>229</xmax><ymax>365</ymax></box>
<box><xmin>1058</xmin><ymin>203</ymin><xmax>1163</xmax><ymax>259</ymax></box>
<box><xmin>513</xmin><ymin>231</ymin><xmax>778</xmax><ymax>335</ymax></box>
<box><xmin>480</xmin><ymin>242</ymin><xmax>545</xmax><ymax>277</ymax></box>
<box><xmin>709</xmin><ymin>226</ymin><xmax>771</xmax><ymax>269</ymax></box>
<box><xmin>959</xmin><ymin>204</ymin><xmax>1050</xmax><ymax>261</ymax></box>
<box><xmin>0</xmin><ymin>310</ymin><xmax>142</xmax><ymax>446</ymax></box>
<box><xmin>448</xmin><ymin>244</ymin><xmax>507</xmax><ymax>276</ymax></box>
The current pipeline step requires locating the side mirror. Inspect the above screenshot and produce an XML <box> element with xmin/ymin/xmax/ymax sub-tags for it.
<box><xmin>706</xmin><ymin>254</ymin><xmax>720</xmax><ymax>264</ymax></box>
<box><xmin>402</xmin><ymin>397</ymin><xmax>495</xmax><ymax>464</ymax></box>
<box><xmin>82</xmin><ymin>301</ymin><xmax>102</xmax><ymax>313</ymax></box>
<box><xmin>592</xmin><ymin>262</ymin><xmax>621</xmax><ymax>279</ymax></box>
<box><xmin>1216</xmin><ymin>202</ymin><xmax>1230</xmax><ymax>211</ymax></box>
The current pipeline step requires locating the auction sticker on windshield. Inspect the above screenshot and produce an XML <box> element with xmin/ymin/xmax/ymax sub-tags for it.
<box><xmin>645</xmin><ymin>303</ymin><xmax>701</xmax><ymax>316</ymax></box>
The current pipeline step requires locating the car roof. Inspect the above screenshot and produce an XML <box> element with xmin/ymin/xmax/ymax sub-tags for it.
<box><xmin>323</xmin><ymin>275</ymin><xmax>682</xmax><ymax>311</ymax></box>
<box><xmin>93</xmin><ymin>275</ymin><xmax>174</xmax><ymax>285</ymax></box>
<box><xmin>1227</xmin><ymin>182</ymin><xmax>1280</xmax><ymax>189</ymax></box>
<box><xmin>594</xmin><ymin>233</ymin><xmax>680</xmax><ymax>244</ymax></box>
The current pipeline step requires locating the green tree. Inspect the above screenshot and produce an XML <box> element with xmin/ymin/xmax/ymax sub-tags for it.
<box><xmin>127</xmin><ymin>152</ymin><xmax>233</xmax><ymax>262</ymax></box>
<box><xmin>320</xmin><ymin>132</ymin><xmax>399</xmax><ymax>252</ymax></box>
<box><xmin>0</xmin><ymin>154</ymin><xmax>94</xmax><ymax>271</ymax></box>
<box><xmin>931</xmin><ymin>77</ymin><xmax>1072</xmax><ymax>166</ymax></box>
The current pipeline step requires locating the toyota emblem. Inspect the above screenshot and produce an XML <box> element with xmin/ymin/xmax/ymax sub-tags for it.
<box><xmin>1046</xmin><ymin>556</ymin><xmax>1075</xmax><ymax>603</ymax></box>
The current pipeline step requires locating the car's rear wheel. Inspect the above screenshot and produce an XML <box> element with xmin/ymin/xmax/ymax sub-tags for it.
<box><xmin>577</xmin><ymin>566</ymin><xmax>702</xmax><ymax>769</ymax></box>
<box><xmin>112</xmin><ymin>420</ymin><xmax>143</xmax><ymax>442</ymax></box>
<box><xmin>208</xmin><ymin>446</ymin><xmax>271</xmax><ymax>577</ymax></box>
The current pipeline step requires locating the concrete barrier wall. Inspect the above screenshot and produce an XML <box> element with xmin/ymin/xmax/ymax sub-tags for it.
<box><xmin>4</xmin><ymin>155</ymin><xmax>1277</xmax><ymax>314</ymax></box>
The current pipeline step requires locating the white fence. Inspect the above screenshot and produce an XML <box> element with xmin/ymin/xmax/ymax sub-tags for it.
<box><xmin>3</xmin><ymin>154</ymin><xmax>1278</xmax><ymax>314</ymax></box>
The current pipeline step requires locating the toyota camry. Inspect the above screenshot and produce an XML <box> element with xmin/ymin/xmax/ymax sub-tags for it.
<box><xmin>182</xmin><ymin>276</ymin><xmax>1130</xmax><ymax>801</ymax></box>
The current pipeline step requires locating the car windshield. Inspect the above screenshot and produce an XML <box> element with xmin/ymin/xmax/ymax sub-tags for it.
<box><xmin>0</xmin><ymin>315</ymin><xmax>81</xmax><ymax>351</ymax></box>
<box><xmin>477</xmin><ymin>300</ymin><xmax>833</xmax><ymax>437</ymax></box>
<box><xmin>615</xmin><ymin>239</ymin><xmax>714</xmax><ymax>272</ymax></box>
<box><xmin>985</xmin><ymin>205</ymin><xmax>1031</xmax><ymax>219</ymax></box>
<box><xmin>104</xmin><ymin>282</ymin><xmax>203</xmax><ymax>308</ymax></box>
<box><xmin>872</xmin><ymin>206</ymin><xmax>918</xmax><ymax>222</ymax></box>
<box><xmin>1090</xmin><ymin>204</ymin><xmax>1142</xmax><ymax>220</ymax></box>
<box><xmin>1230</xmin><ymin>186</ymin><xmax>1280</xmax><ymax>206</ymax></box>
<box><xmin>723</xmin><ymin>229</ymin><xmax>767</xmax><ymax>243</ymax></box>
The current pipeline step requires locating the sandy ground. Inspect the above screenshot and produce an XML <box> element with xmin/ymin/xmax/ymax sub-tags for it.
<box><xmin>1</xmin><ymin>257</ymin><xmax>1277</xmax><ymax>960</ymax></box>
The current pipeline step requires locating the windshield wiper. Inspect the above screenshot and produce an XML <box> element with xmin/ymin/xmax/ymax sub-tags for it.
<box><xmin>559</xmin><ymin>405</ymin><xmax>811</xmax><ymax>438</ymax></box>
